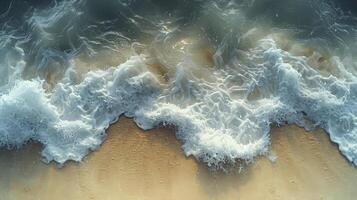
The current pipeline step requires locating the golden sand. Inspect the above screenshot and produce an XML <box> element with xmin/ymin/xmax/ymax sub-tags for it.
<box><xmin>1</xmin><ymin>118</ymin><xmax>357</xmax><ymax>200</ymax></box>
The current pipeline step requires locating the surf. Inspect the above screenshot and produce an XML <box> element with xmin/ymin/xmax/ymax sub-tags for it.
<box><xmin>1</xmin><ymin>0</ymin><xmax>357</xmax><ymax>170</ymax></box>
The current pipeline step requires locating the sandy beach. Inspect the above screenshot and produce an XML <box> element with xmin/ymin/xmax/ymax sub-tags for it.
<box><xmin>1</xmin><ymin>117</ymin><xmax>357</xmax><ymax>200</ymax></box>
<box><xmin>2</xmin><ymin>1</ymin><xmax>357</xmax><ymax>200</ymax></box>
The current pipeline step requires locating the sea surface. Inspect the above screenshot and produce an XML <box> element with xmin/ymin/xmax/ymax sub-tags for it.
<box><xmin>1</xmin><ymin>0</ymin><xmax>357</xmax><ymax>170</ymax></box>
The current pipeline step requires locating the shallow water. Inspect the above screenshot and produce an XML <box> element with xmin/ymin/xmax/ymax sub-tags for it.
<box><xmin>1</xmin><ymin>0</ymin><xmax>357</xmax><ymax>169</ymax></box>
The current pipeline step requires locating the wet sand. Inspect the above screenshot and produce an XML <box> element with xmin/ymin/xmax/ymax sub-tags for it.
<box><xmin>1</xmin><ymin>118</ymin><xmax>357</xmax><ymax>200</ymax></box>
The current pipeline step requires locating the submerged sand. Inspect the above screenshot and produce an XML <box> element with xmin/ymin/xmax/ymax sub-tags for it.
<box><xmin>1</xmin><ymin>118</ymin><xmax>357</xmax><ymax>200</ymax></box>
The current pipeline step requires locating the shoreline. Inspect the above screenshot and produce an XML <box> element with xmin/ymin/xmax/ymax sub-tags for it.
<box><xmin>1</xmin><ymin>118</ymin><xmax>357</xmax><ymax>200</ymax></box>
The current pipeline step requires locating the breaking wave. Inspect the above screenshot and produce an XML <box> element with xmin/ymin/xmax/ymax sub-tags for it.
<box><xmin>1</xmin><ymin>0</ymin><xmax>357</xmax><ymax>169</ymax></box>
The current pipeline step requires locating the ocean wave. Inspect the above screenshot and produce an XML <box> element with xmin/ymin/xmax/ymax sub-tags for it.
<box><xmin>1</xmin><ymin>0</ymin><xmax>357</xmax><ymax>169</ymax></box>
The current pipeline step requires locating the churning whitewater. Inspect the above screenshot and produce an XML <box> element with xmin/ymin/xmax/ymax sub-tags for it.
<box><xmin>1</xmin><ymin>0</ymin><xmax>357</xmax><ymax>168</ymax></box>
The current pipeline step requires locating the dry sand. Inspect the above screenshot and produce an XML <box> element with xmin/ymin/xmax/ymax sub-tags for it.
<box><xmin>1</xmin><ymin>117</ymin><xmax>357</xmax><ymax>200</ymax></box>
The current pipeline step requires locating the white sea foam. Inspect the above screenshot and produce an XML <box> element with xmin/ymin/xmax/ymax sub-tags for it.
<box><xmin>1</xmin><ymin>0</ymin><xmax>357</xmax><ymax>169</ymax></box>
<box><xmin>0</xmin><ymin>56</ymin><xmax>161</xmax><ymax>164</ymax></box>
<box><xmin>1</xmin><ymin>36</ymin><xmax>357</xmax><ymax>168</ymax></box>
